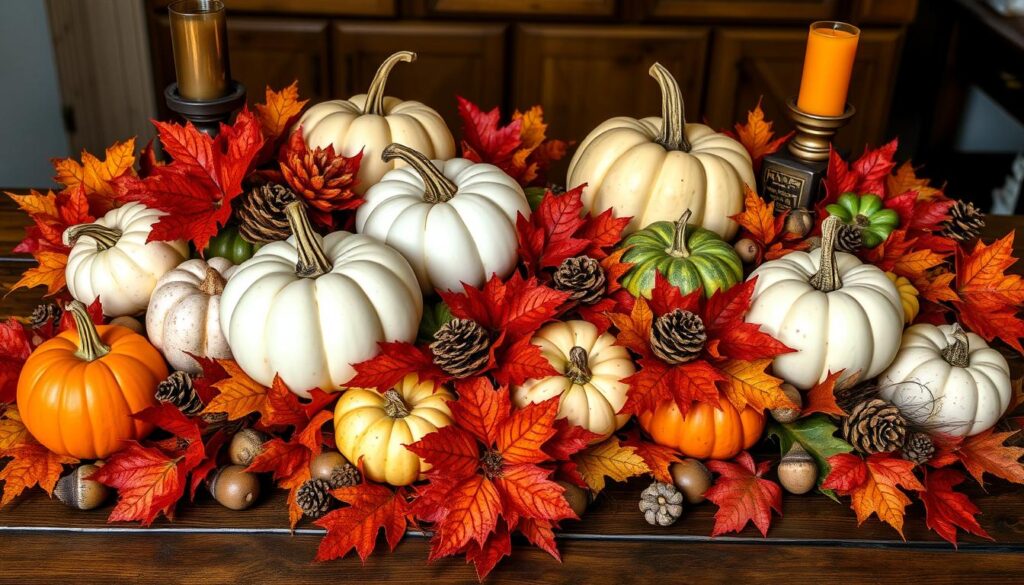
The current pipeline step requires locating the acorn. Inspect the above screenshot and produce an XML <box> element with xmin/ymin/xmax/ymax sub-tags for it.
<box><xmin>777</xmin><ymin>444</ymin><xmax>817</xmax><ymax>495</ymax></box>
<box><xmin>770</xmin><ymin>383</ymin><xmax>803</xmax><ymax>424</ymax></box>
<box><xmin>556</xmin><ymin>480</ymin><xmax>590</xmax><ymax>518</ymax></box>
<box><xmin>669</xmin><ymin>458</ymin><xmax>712</xmax><ymax>504</ymax></box>
<box><xmin>229</xmin><ymin>428</ymin><xmax>269</xmax><ymax>467</ymax></box>
<box><xmin>310</xmin><ymin>451</ymin><xmax>348</xmax><ymax>483</ymax></box>
<box><xmin>54</xmin><ymin>463</ymin><xmax>109</xmax><ymax>510</ymax></box>
<box><xmin>110</xmin><ymin>315</ymin><xmax>145</xmax><ymax>334</ymax></box>
<box><xmin>784</xmin><ymin>208</ymin><xmax>814</xmax><ymax>238</ymax></box>
<box><xmin>734</xmin><ymin>238</ymin><xmax>759</xmax><ymax>264</ymax></box>
<box><xmin>209</xmin><ymin>464</ymin><xmax>261</xmax><ymax>510</ymax></box>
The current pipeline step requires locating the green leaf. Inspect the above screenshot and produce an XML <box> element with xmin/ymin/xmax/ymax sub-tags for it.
<box><xmin>767</xmin><ymin>415</ymin><xmax>853</xmax><ymax>500</ymax></box>
<box><xmin>524</xmin><ymin>186</ymin><xmax>548</xmax><ymax>211</ymax></box>
<box><xmin>417</xmin><ymin>300</ymin><xmax>454</xmax><ymax>344</ymax></box>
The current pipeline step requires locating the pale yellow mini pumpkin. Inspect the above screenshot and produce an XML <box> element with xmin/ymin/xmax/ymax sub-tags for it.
<box><xmin>885</xmin><ymin>271</ymin><xmax>919</xmax><ymax>324</ymax></box>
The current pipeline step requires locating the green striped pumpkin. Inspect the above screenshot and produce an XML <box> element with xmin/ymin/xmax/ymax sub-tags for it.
<box><xmin>621</xmin><ymin>210</ymin><xmax>743</xmax><ymax>299</ymax></box>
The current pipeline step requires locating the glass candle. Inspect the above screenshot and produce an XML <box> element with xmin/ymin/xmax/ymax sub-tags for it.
<box><xmin>169</xmin><ymin>0</ymin><xmax>230</xmax><ymax>100</ymax></box>
<box><xmin>796</xmin><ymin>21</ymin><xmax>860</xmax><ymax>117</ymax></box>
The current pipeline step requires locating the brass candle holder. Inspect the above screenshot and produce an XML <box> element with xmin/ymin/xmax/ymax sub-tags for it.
<box><xmin>760</xmin><ymin>98</ymin><xmax>856</xmax><ymax>212</ymax></box>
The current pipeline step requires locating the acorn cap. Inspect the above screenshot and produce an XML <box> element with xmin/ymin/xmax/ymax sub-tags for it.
<box><xmin>669</xmin><ymin>458</ymin><xmax>712</xmax><ymax>504</ymax></box>
<box><xmin>54</xmin><ymin>463</ymin><xmax>109</xmax><ymax>511</ymax></box>
<box><xmin>778</xmin><ymin>444</ymin><xmax>817</xmax><ymax>495</ymax></box>
<box><xmin>229</xmin><ymin>428</ymin><xmax>270</xmax><ymax>467</ymax></box>
<box><xmin>209</xmin><ymin>465</ymin><xmax>260</xmax><ymax>510</ymax></box>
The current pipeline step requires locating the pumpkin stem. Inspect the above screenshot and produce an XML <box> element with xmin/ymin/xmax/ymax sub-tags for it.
<box><xmin>810</xmin><ymin>215</ymin><xmax>843</xmax><ymax>292</ymax></box>
<box><xmin>381</xmin><ymin>143</ymin><xmax>458</xmax><ymax>203</ymax></box>
<box><xmin>66</xmin><ymin>300</ymin><xmax>110</xmax><ymax>362</ymax></box>
<box><xmin>382</xmin><ymin>389</ymin><xmax>411</xmax><ymax>419</ymax></box>
<box><xmin>667</xmin><ymin>209</ymin><xmax>693</xmax><ymax>258</ymax></box>
<box><xmin>649</xmin><ymin>63</ymin><xmax>691</xmax><ymax>153</ymax></box>
<box><xmin>284</xmin><ymin>201</ymin><xmax>332</xmax><ymax>278</ymax></box>
<box><xmin>565</xmin><ymin>346</ymin><xmax>592</xmax><ymax>385</ymax></box>
<box><xmin>941</xmin><ymin>323</ymin><xmax>970</xmax><ymax>367</ymax></box>
<box><xmin>197</xmin><ymin>266</ymin><xmax>227</xmax><ymax>296</ymax></box>
<box><xmin>364</xmin><ymin>51</ymin><xmax>416</xmax><ymax>116</ymax></box>
<box><xmin>64</xmin><ymin>224</ymin><xmax>122</xmax><ymax>251</ymax></box>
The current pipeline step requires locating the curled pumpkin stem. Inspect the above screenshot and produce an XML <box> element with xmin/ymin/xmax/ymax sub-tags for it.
<box><xmin>381</xmin><ymin>143</ymin><xmax>458</xmax><ymax>203</ymax></box>
<box><xmin>364</xmin><ymin>51</ymin><xmax>416</xmax><ymax>116</ymax></box>
<box><xmin>66</xmin><ymin>300</ymin><xmax>110</xmax><ymax>362</ymax></box>
<box><xmin>198</xmin><ymin>266</ymin><xmax>227</xmax><ymax>296</ymax></box>
<box><xmin>64</xmin><ymin>224</ymin><xmax>122</xmax><ymax>251</ymax></box>
<box><xmin>649</xmin><ymin>62</ymin><xmax>691</xmax><ymax>153</ymax></box>
<box><xmin>668</xmin><ymin>209</ymin><xmax>693</xmax><ymax>258</ymax></box>
<box><xmin>810</xmin><ymin>215</ymin><xmax>843</xmax><ymax>292</ymax></box>
<box><xmin>284</xmin><ymin>201</ymin><xmax>332</xmax><ymax>278</ymax></box>
<box><xmin>941</xmin><ymin>323</ymin><xmax>970</xmax><ymax>367</ymax></box>
<box><xmin>382</xmin><ymin>389</ymin><xmax>411</xmax><ymax>419</ymax></box>
<box><xmin>565</xmin><ymin>346</ymin><xmax>592</xmax><ymax>385</ymax></box>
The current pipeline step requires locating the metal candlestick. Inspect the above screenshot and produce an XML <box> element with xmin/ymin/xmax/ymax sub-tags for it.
<box><xmin>164</xmin><ymin>81</ymin><xmax>247</xmax><ymax>137</ymax></box>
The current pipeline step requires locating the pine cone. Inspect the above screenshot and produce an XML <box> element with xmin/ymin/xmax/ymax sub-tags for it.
<box><xmin>279</xmin><ymin>138</ymin><xmax>361</xmax><ymax>227</ymax></box>
<box><xmin>328</xmin><ymin>463</ymin><xmax>362</xmax><ymax>489</ymax></box>
<box><xmin>639</xmin><ymin>481</ymin><xmax>684</xmax><ymax>526</ymax></box>
<box><xmin>650</xmin><ymin>309</ymin><xmax>706</xmax><ymax>364</ymax></box>
<box><xmin>902</xmin><ymin>432</ymin><xmax>935</xmax><ymax>465</ymax></box>
<box><xmin>835</xmin><ymin>222</ymin><xmax>863</xmax><ymax>252</ymax></box>
<box><xmin>843</xmin><ymin>398</ymin><xmax>907</xmax><ymax>455</ymax></box>
<box><xmin>237</xmin><ymin>183</ymin><xmax>298</xmax><ymax>244</ymax></box>
<box><xmin>430</xmin><ymin>319</ymin><xmax>491</xmax><ymax>378</ymax></box>
<box><xmin>29</xmin><ymin>303</ymin><xmax>62</xmax><ymax>328</ymax></box>
<box><xmin>296</xmin><ymin>478</ymin><xmax>333</xmax><ymax>519</ymax></box>
<box><xmin>155</xmin><ymin>371</ymin><xmax>203</xmax><ymax>416</ymax></box>
<box><xmin>942</xmin><ymin>200</ymin><xmax>985</xmax><ymax>242</ymax></box>
<box><xmin>553</xmin><ymin>256</ymin><xmax>606</xmax><ymax>304</ymax></box>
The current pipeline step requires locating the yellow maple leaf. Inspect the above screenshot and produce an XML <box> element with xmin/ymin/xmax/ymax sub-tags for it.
<box><xmin>52</xmin><ymin>138</ymin><xmax>136</xmax><ymax>212</ymax></box>
<box><xmin>887</xmin><ymin>161</ymin><xmax>941</xmax><ymax>200</ymax></box>
<box><xmin>572</xmin><ymin>437</ymin><xmax>648</xmax><ymax>492</ymax></box>
<box><xmin>730</xmin><ymin>99</ymin><xmax>792</xmax><ymax>169</ymax></box>
<box><xmin>5</xmin><ymin>190</ymin><xmax>57</xmax><ymax>218</ymax></box>
<box><xmin>0</xmin><ymin>439</ymin><xmax>78</xmax><ymax>507</ymax></box>
<box><xmin>204</xmin><ymin>360</ymin><xmax>269</xmax><ymax>420</ymax></box>
<box><xmin>0</xmin><ymin>407</ymin><xmax>28</xmax><ymax>454</ymax></box>
<box><xmin>718</xmin><ymin>358</ymin><xmax>794</xmax><ymax>412</ymax></box>
<box><xmin>515</xmin><ymin>106</ymin><xmax>548</xmax><ymax>151</ymax></box>
<box><xmin>11</xmin><ymin>250</ymin><xmax>68</xmax><ymax>296</ymax></box>
<box><xmin>256</xmin><ymin>81</ymin><xmax>309</xmax><ymax>141</ymax></box>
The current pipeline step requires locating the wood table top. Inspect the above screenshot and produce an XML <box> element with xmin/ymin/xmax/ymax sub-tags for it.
<box><xmin>1</xmin><ymin>192</ymin><xmax>1023</xmax><ymax>584</ymax></box>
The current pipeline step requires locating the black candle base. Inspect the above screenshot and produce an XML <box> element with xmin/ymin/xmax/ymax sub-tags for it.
<box><xmin>164</xmin><ymin>81</ymin><xmax>247</xmax><ymax>136</ymax></box>
<box><xmin>760</xmin><ymin>150</ymin><xmax>827</xmax><ymax>213</ymax></box>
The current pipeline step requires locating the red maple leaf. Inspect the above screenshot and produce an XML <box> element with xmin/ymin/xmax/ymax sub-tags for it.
<box><xmin>0</xmin><ymin>438</ymin><xmax>78</xmax><ymax>506</ymax></box>
<box><xmin>822</xmin><ymin>452</ymin><xmax>924</xmax><ymax>538</ymax></box>
<box><xmin>704</xmin><ymin>451</ymin><xmax>782</xmax><ymax>537</ymax></box>
<box><xmin>919</xmin><ymin>468</ymin><xmax>992</xmax><ymax>546</ymax></box>
<box><xmin>819</xmin><ymin>140</ymin><xmax>898</xmax><ymax>212</ymax></box>
<box><xmin>92</xmin><ymin>443</ymin><xmax>189</xmax><ymax>525</ymax></box>
<box><xmin>348</xmin><ymin>341</ymin><xmax>446</xmax><ymax>391</ymax></box>
<box><xmin>0</xmin><ymin>319</ymin><xmax>32</xmax><ymax>403</ymax></box>
<box><xmin>464</xmin><ymin>521</ymin><xmax>513</xmax><ymax>581</ymax></box>
<box><xmin>315</xmin><ymin>482</ymin><xmax>409</xmax><ymax>562</ymax></box>
<box><xmin>702</xmin><ymin>277</ymin><xmax>793</xmax><ymax>361</ymax></box>
<box><xmin>801</xmin><ymin>370</ymin><xmax>846</xmax><ymax>417</ymax></box>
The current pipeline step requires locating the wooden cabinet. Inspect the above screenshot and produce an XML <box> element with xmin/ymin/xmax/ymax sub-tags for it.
<box><xmin>646</xmin><ymin>0</ymin><xmax>840</xmax><ymax>21</ymax></box>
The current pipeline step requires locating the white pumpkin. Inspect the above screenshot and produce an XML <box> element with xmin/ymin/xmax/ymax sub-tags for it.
<box><xmin>567</xmin><ymin>63</ymin><xmax>754</xmax><ymax>239</ymax></box>
<box><xmin>512</xmin><ymin>320</ymin><xmax>635</xmax><ymax>441</ymax></box>
<box><xmin>146</xmin><ymin>257</ymin><xmax>237</xmax><ymax>374</ymax></box>
<box><xmin>744</xmin><ymin>216</ymin><xmax>904</xmax><ymax>390</ymax></box>
<box><xmin>878</xmin><ymin>323</ymin><xmax>1011</xmax><ymax>437</ymax></box>
<box><xmin>296</xmin><ymin>51</ymin><xmax>455</xmax><ymax>195</ymax></box>
<box><xmin>356</xmin><ymin>143</ymin><xmax>529</xmax><ymax>293</ymax></box>
<box><xmin>219</xmin><ymin>201</ymin><xmax>423</xmax><ymax>397</ymax></box>
<box><xmin>63</xmin><ymin>202</ymin><xmax>188</xmax><ymax>317</ymax></box>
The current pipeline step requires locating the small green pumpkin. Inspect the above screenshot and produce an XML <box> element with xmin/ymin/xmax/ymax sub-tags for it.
<box><xmin>825</xmin><ymin>193</ymin><xmax>899</xmax><ymax>248</ymax></box>
<box><xmin>621</xmin><ymin>210</ymin><xmax>743</xmax><ymax>299</ymax></box>
<box><xmin>202</xmin><ymin>225</ymin><xmax>261</xmax><ymax>264</ymax></box>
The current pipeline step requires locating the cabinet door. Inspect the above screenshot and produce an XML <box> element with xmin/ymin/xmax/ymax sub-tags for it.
<box><xmin>705</xmin><ymin>27</ymin><xmax>903</xmax><ymax>153</ymax></box>
<box><xmin>645</xmin><ymin>0</ymin><xmax>839</xmax><ymax>21</ymax></box>
<box><xmin>332</xmin><ymin>22</ymin><xmax>506</xmax><ymax>132</ymax></box>
<box><xmin>514</xmin><ymin>25</ymin><xmax>709</xmax><ymax>146</ymax></box>
<box><xmin>410</xmin><ymin>0</ymin><xmax>615</xmax><ymax>17</ymax></box>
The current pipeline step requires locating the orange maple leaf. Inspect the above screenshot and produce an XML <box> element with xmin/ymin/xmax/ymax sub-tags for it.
<box><xmin>824</xmin><ymin>453</ymin><xmax>923</xmax><ymax>538</ymax></box>
<box><xmin>11</xmin><ymin>250</ymin><xmax>67</xmax><ymax>296</ymax></box>
<box><xmin>6</xmin><ymin>189</ymin><xmax>57</xmax><ymax>217</ymax></box>
<box><xmin>256</xmin><ymin>81</ymin><xmax>309</xmax><ymax>141</ymax></box>
<box><xmin>727</xmin><ymin>99</ymin><xmax>793</xmax><ymax>172</ymax></box>
<box><xmin>892</xmin><ymin>248</ymin><xmax>948</xmax><ymax>281</ymax></box>
<box><xmin>52</xmin><ymin>138</ymin><xmax>136</xmax><ymax>213</ymax></box>
<box><xmin>954</xmin><ymin>233</ymin><xmax>1024</xmax><ymax>354</ymax></box>
<box><xmin>954</xmin><ymin>429</ymin><xmax>1024</xmax><ymax>485</ymax></box>
<box><xmin>607</xmin><ymin>295</ymin><xmax>653</xmax><ymax>356</ymax></box>
<box><xmin>730</xmin><ymin>186</ymin><xmax>780</xmax><ymax>247</ymax></box>
<box><xmin>914</xmin><ymin>271</ymin><xmax>959</xmax><ymax>304</ymax></box>
<box><xmin>571</xmin><ymin>437</ymin><xmax>648</xmax><ymax>492</ymax></box>
<box><xmin>887</xmin><ymin>161</ymin><xmax>941</xmax><ymax>200</ymax></box>
<box><xmin>0</xmin><ymin>406</ymin><xmax>28</xmax><ymax>453</ymax></box>
<box><xmin>204</xmin><ymin>360</ymin><xmax>269</xmax><ymax>420</ymax></box>
<box><xmin>0</xmin><ymin>439</ymin><xmax>78</xmax><ymax>506</ymax></box>
<box><xmin>718</xmin><ymin>358</ymin><xmax>794</xmax><ymax>413</ymax></box>
<box><xmin>802</xmin><ymin>370</ymin><xmax>846</xmax><ymax>417</ymax></box>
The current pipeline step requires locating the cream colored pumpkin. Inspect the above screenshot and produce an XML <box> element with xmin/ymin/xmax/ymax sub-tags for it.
<box><xmin>512</xmin><ymin>320</ymin><xmax>635</xmax><ymax>441</ymax></box>
<box><xmin>64</xmin><ymin>202</ymin><xmax>188</xmax><ymax>317</ymax></box>
<box><xmin>567</xmin><ymin>63</ymin><xmax>754</xmax><ymax>239</ymax></box>
<box><xmin>356</xmin><ymin>143</ymin><xmax>529</xmax><ymax>293</ymax></box>
<box><xmin>146</xmin><ymin>257</ymin><xmax>236</xmax><ymax>374</ymax></box>
<box><xmin>878</xmin><ymin>323</ymin><xmax>1011</xmax><ymax>437</ymax></box>
<box><xmin>297</xmin><ymin>51</ymin><xmax>455</xmax><ymax>195</ymax></box>
<box><xmin>219</xmin><ymin>202</ymin><xmax>422</xmax><ymax>397</ymax></box>
<box><xmin>334</xmin><ymin>374</ymin><xmax>454</xmax><ymax>486</ymax></box>
<box><xmin>744</xmin><ymin>216</ymin><xmax>904</xmax><ymax>390</ymax></box>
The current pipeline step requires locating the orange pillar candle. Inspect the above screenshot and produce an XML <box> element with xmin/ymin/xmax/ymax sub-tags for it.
<box><xmin>169</xmin><ymin>0</ymin><xmax>230</xmax><ymax>100</ymax></box>
<box><xmin>796</xmin><ymin>21</ymin><xmax>860</xmax><ymax>117</ymax></box>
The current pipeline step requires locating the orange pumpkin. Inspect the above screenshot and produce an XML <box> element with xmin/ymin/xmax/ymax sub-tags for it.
<box><xmin>638</xmin><ymin>400</ymin><xmax>765</xmax><ymax>460</ymax></box>
<box><xmin>17</xmin><ymin>301</ymin><xmax>166</xmax><ymax>459</ymax></box>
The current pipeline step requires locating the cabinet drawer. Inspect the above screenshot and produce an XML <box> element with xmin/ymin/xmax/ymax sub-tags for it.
<box><xmin>646</xmin><ymin>0</ymin><xmax>839</xmax><ymax>21</ymax></box>
<box><xmin>411</xmin><ymin>0</ymin><xmax>615</xmax><ymax>17</ymax></box>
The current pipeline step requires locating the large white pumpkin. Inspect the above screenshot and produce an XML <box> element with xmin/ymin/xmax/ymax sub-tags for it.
<box><xmin>744</xmin><ymin>216</ymin><xmax>904</xmax><ymax>390</ymax></box>
<box><xmin>512</xmin><ymin>320</ymin><xmax>635</xmax><ymax>441</ymax></box>
<box><xmin>219</xmin><ymin>202</ymin><xmax>423</xmax><ymax>397</ymax></box>
<box><xmin>567</xmin><ymin>63</ymin><xmax>754</xmax><ymax>239</ymax></box>
<box><xmin>64</xmin><ymin>202</ymin><xmax>188</xmax><ymax>317</ymax></box>
<box><xmin>296</xmin><ymin>51</ymin><xmax>455</xmax><ymax>195</ymax></box>
<box><xmin>146</xmin><ymin>257</ymin><xmax>237</xmax><ymax>374</ymax></box>
<box><xmin>356</xmin><ymin>143</ymin><xmax>529</xmax><ymax>293</ymax></box>
<box><xmin>878</xmin><ymin>323</ymin><xmax>1011</xmax><ymax>437</ymax></box>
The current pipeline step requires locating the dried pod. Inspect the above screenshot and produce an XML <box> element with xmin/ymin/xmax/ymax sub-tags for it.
<box><xmin>110</xmin><ymin>315</ymin><xmax>145</xmax><ymax>334</ymax></box>
<box><xmin>310</xmin><ymin>451</ymin><xmax>348</xmax><ymax>483</ymax></box>
<box><xmin>777</xmin><ymin>444</ymin><xmax>817</xmax><ymax>495</ymax></box>
<box><xmin>209</xmin><ymin>465</ymin><xmax>260</xmax><ymax>510</ymax></box>
<box><xmin>770</xmin><ymin>383</ymin><xmax>803</xmax><ymax>424</ymax></box>
<box><xmin>54</xmin><ymin>463</ymin><xmax>109</xmax><ymax>510</ymax></box>
<box><xmin>229</xmin><ymin>429</ymin><xmax>269</xmax><ymax>467</ymax></box>
<box><xmin>734</xmin><ymin>238</ymin><xmax>759</xmax><ymax>264</ymax></box>
<box><xmin>556</xmin><ymin>480</ymin><xmax>590</xmax><ymax>518</ymax></box>
<box><xmin>639</xmin><ymin>481</ymin><xmax>684</xmax><ymax>526</ymax></box>
<box><xmin>669</xmin><ymin>458</ymin><xmax>712</xmax><ymax>504</ymax></box>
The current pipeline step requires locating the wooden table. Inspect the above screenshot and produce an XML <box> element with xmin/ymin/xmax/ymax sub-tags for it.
<box><xmin>1</xmin><ymin>194</ymin><xmax>1023</xmax><ymax>584</ymax></box>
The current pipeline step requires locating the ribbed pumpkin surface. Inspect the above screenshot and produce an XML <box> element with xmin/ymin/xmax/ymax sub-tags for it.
<box><xmin>621</xmin><ymin>220</ymin><xmax>742</xmax><ymax>298</ymax></box>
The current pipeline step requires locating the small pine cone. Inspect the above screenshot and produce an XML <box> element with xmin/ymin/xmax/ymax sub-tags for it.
<box><xmin>553</xmin><ymin>256</ymin><xmax>606</xmax><ymax>305</ymax></box>
<box><xmin>902</xmin><ymin>432</ymin><xmax>935</xmax><ymax>465</ymax></box>
<box><xmin>842</xmin><ymin>398</ymin><xmax>907</xmax><ymax>455</ymax></box>
<box><xmin>430</xmin><ymin>319</ymin><xmax>491</xmax><ymax>378</ymax></box>
<box><xmin>296</xmin><ymin>478</ymin><xmax>333</xmax><ymax>519</ymax></box>
<box><xmin>942</xmin><ymin>200</ymin><xmax>985</xmax><ymax>242</ymax></box>
<box><xmin>835</xmin><ymin>223</ymin><xmax>863</xmax><ymax>252</ymax></box>
<box><xmin>639</xmin><ymin>481</ymin><xmax>684</xmax><ymax>526</ymax></box>
<box><xmin>650</xmin><ymin>309</ymin><xmax>706</xmax><ymax>365</ymax></box>
<box><xmin>29</xmin><ymin>303</ymin><xmax>62</xmax><ymax>328</ymax></box>
<box><xmin>547</xmin><ymin>183</ymin><xmax>566</xmax><ymax>194</ymax></box>
<box><xmin>155</xmin><ymin>371</ymin><xmax>203</xmax><ymax>416</ymax></box>
<box><xmin>237</xmin><ymin>183</ymin><xmax>298</xmax><ymax>244</ymax></box>
<box><xmin>328</xmin><ymin>463</ymin><xmax>362</xmax><ymax>489</ymax></box>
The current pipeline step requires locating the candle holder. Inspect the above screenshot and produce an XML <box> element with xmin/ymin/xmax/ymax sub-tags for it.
<box><xmin>164</xmin><ymin>81</ymin><xmax>247</xmax><ymax>136</ymax></box>
<box><xmin>759</xmin><ymin>98</ymin><xmax>855</xmax><ymax>213</ymax></box>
